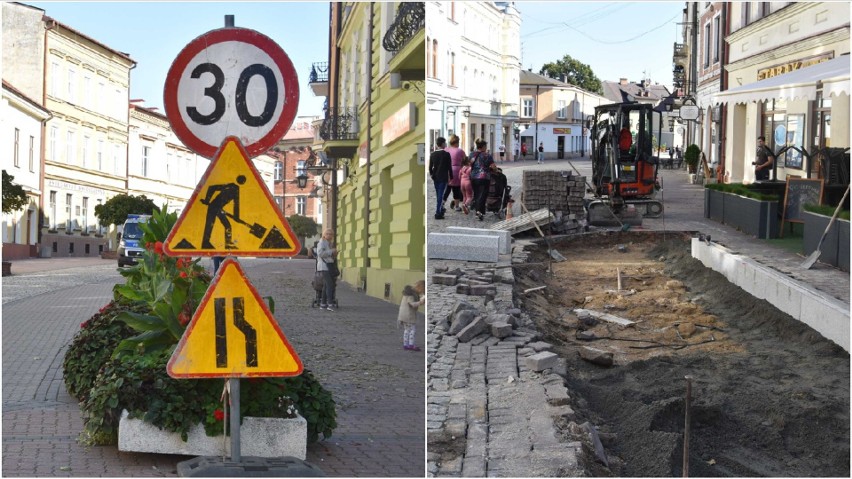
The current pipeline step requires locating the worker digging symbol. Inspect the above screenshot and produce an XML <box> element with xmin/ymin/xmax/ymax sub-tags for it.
<box><xmin>200</xmin><ymin>175</ymin><xmax>248</xmax><ymax>249</ymax></box>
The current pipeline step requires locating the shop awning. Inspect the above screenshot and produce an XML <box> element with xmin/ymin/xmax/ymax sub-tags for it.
<box><xmin>712</xmin><ymin>55</ymin><xmax>850</xmax><ymax>105</ymax></box>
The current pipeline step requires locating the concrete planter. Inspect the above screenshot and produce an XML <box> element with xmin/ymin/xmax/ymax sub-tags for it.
<box><xmin>704</xmin><ymin>189</ymin><xmax>778</xmax><ymax>239</ymax></box>
<box><xmin>118</xmin><ymin>410</ymin><xmax>307</xmax><ymax>459</ymax></box>
<box><xmin>803</xmin><ymin>211</ymin><xmax>849</xmax><ymax>272</ymax></box>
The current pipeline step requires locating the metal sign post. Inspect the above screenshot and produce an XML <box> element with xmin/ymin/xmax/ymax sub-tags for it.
<box><xmin>162</xmin><ymin>15</ymin><xmax>303</xmax><ymax>472</ymax></box>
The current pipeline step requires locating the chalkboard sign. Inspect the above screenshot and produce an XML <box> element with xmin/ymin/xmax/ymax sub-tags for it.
<box><xmin>782</xmin><ymin>177</ymin><xmax>824</xmax><ymax>223</ymax></box>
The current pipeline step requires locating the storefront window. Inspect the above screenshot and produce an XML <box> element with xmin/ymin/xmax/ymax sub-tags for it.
<box><xmin>783</xmin><ymin>114</ymin><xmax>804</xmax><ymax>169</ymax></box>
<box><xmin>761</xmin><ymin>99</ymin><xmax>787</xmax><ymax>152</ymax></box>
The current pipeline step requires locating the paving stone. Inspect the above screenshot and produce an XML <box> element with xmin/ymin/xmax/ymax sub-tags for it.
<box><xmin>432</xmin><ymin>273</ymin><xmax>458</xmax><ymax>286</ymax></box>
<box><xmin>428</xmin><ymin>232</ymin><xmax>499</xmax><ymax>263</ymax></box>
<box><xmin>446</xmin><ymin>227</ymin><xmax>511</xmax><ymax>255</ymax></box>
<box><xmin>491</xmin><ymin>321</ymin><xmax>513</xmax><ymax>339</ymax></box>
<box><xmin>525</xmin><ymin>351</ymin><xmax>559</xmax><ymax>371</ymax></box>
<box><xmin>448</xmin><ymin>310</ymin><xmax>477</xmax><ymax>335</ymax></box>
<box><xmin>578</xmin><ymin>346</ymin><xmax>614</xmax><ymax>367</ymax></box>
<box><xmin>470</xmin><ymin>284</ymin><xmax>497</xmax><ymax>296</ymax></box>
<box><xmin>457</xmin><ymin>318</ymin><xmax>487</xmax><ymax>343</ymax></box>
<box><xmin>529</xmin><ymin>341</ymin><xmax>553</xmax><ymax>352</ymax></box>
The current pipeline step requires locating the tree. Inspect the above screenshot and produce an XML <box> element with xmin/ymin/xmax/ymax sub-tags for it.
<box><xmin>287</xmin><ymin>214</ymin><xmax>318</xmax><ymax>242</ymax></box>
<box><xmin>2</xmin><ymin>170</ymin><xmax>30</xmax><ymax>214</ymax></box>
<box><xmin>684</xmin><ymin>144</ymin><xmax>701</xmax><ymax>174</ymax></box>
<box><xmin>540</xmin><ymin>54</ymin><xmax>602</xmax><ymax>94</ymax></box>
<box><xmin>94</xmin><ymin>194</ymin><xmax>158</xmax><ymax>226</ymax></box>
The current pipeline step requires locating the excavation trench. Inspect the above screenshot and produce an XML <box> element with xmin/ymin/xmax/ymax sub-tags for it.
<box><xmin>515</xmin><ymin>231</ymin><xmax>849</xmax><ymax>477</ymax></box>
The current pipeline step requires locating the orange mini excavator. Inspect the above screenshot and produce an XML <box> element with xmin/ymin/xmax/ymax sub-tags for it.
<box><xmin>587</xmin><ymin>102</ymin><xmax>663</xmax><ymax>225</ymax></box>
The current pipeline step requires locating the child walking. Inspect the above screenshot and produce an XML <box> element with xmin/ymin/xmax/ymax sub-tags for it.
<box><xmin>459</xmin><ymin>157</ymin><xmax>473</xmax><ymax>215</ymax></box>
<box><xmin>398</xmin><ymin>280</ymin><xmax>425</xmax><ymax>351</ymax></box>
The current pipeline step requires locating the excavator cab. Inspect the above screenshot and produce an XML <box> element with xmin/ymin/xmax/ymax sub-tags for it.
<box><xmin>588</xmin><ymin>102</ymin><xmax>663</xmax><ymax>221</ymax></box>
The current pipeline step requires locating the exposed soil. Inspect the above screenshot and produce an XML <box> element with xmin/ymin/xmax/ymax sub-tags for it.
<box><xmin>515</xmin><ymin>231</ymin><xmax>850</xmax><ymax>477</ymax></box>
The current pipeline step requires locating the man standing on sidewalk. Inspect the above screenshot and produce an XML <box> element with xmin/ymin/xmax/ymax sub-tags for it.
<box><xmin>537</xmin><ymin>142</ymin><xmax>544</xmax><ymax>164</ymax></box>
<box><xmin>429</xmin><ymin>137</ymin><xmax>453</xmax><ymax>220</ymax></box>
<box><xmin>755</xmin><ymin>136</ymin><xmax>775</xmax><ymax>181</ymax></box>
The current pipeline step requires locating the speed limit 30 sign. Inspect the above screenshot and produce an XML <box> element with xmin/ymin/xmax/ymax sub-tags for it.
<box><xmin>164</xmin><ymin>27</ymin><xmax>299</xmax><ymax>158</ymax></box>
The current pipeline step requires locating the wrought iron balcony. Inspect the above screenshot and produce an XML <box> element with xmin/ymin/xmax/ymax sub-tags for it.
<box><xmin>309</xmin><ymin>62</ymin><xmax>329</xmax><ymax>84</ymax></box>
<box><xmin>382</xmin><ymin>2</ymin><xmax>424</xmax><ymax>57</ymax></box>
<box><xmin>319</xmin><ymin>107</ymin><xmax>359</xmax><ymax>141</ymax></box>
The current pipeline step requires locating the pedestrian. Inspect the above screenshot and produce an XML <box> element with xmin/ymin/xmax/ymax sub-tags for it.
<box><xmin>675</xmin><ymin>146</ymin><xmax>683</xmax><ymax>168</ymax></box>
<box><xmin>537</xmin><ymin>142</ymin><xmax>545</xmax><ymax>163</ymax></box>
<box><xmin>755</xmin><ymin>136</ymin><xmax>775</xmax><ymax>181</ymax></box>
<box><xmin>459</xmin><ymin>156</ymin><xmax>473</xmax><ymax>215</ymax></box>
<box><xmin>428</xmin><ymin>137</ymin><xmax>452</xmax><ymax>219</ymax></box>
<box><xmin>498</xmin><ymin>143</ymin><xmax>506</xmax><ymax>162</ymax></box>
<box><xmin>442</xmin><ymin>134</ymin><xmax>465</xmax><ymax>212</ymax></box>
<box><xmin>514</xmin><ymin>144</ymin><xmax>519</xmax><ymax>161</ymax></box>
<box><xmin>316</xmin><ymin>228</ymin><xmax>338</xmax><ymax>311</ymax></box>
<box><xmin>470</xmin><ymin>138</ymin><xmax>496</xmax><ymax>221</ymax></box>
<box><xmin>521</xmin><ymin>142</ymin><xmax>527</xmax><ymax>160</ymax></box>
<box><xmin>397</xmin><ymin>280</ymin><xmax>425</xmax><ymax>351</ymax></box>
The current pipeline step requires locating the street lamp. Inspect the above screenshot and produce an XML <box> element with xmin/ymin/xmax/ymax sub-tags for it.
<box><xmin>296</xmin><ymin>172</ymin><xmax>309</xmax><ymax>189</ymax></box>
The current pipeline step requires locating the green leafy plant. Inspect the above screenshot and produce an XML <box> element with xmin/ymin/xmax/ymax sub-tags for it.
<box><xmin>93</xmin><ymin>193</ymin><xmax>158</xmax><ymax>227</ymax></box>
<box><xmin>684</xmin><ymin>144</ymin><xmax>701</xmax><ymax>173</ymax></box>
<box><xmin>705</xmin><ymin>182</ymin><xmax>780</xmax><ymax>202</ymax></box>
<box><xmin>111</xmin><ymin>207</ymin><xmax>211</xmax><ymax>357</ymax></box>
<box><xmin>63</xmin><ymin>301</ymin><xmax>146</xmax><ymax>402</ymax></box>
<box><xmin>2</xmin><ymin>170</ymin><xmax>29</xmax><ymax>214</ymax></box>
<box><xmin>804</xmin><ymin>202</ymin><xmax>850</xmax><ymax>220</ymax></box>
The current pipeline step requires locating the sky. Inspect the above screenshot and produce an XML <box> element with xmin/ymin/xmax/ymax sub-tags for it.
<box><xmin>28</xmin><ymin>1</ymin><xmax>330</xmax><ymax>119</ymax></box>
<box><xmin>518</xmin><ymin>2</ymin><xmax>685</xmax><ymax>91</ymax></box>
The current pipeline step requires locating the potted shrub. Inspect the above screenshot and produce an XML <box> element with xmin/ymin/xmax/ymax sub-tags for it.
<box><xmin>802</xmin><ymin>203</ymin><xmax>850</xmax><ymax>271</ymax></box>
<box><xmin>704</xmin><ymin>183</ymin><xmax>781</xmax><ymax>239</ymax></box>
<box><xmin>684</xmin><ymin>144</ymin><xmax>701</xmax><ymax>174</ymax></box>
<box><xmin>63</xmin><ymin>207</ymin><xmax>337</xmax><ymax>455</ymax></box>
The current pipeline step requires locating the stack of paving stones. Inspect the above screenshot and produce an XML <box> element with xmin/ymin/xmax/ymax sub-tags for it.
<box><xmin>521</xmin><ymin>170</ymin><xmax>587</xmax><ymax>234</ymax></box>
<box><xmin>426</xmin><ymin>245</ymin><xmax>590</xmax><ymax>477</ymax></box>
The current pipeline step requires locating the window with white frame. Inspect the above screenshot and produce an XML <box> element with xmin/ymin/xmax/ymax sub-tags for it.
<box><xmin>28</xmin><ymin>135</ymin><xmax>35</xmax><ymax>172</ymax></box>
<box><xmin>50</xmin><ymin>61</ymin><xmax>60</xmax><ymax>97</ymax></box>
<box><xmin>50</xmin><ymin>126</ymin><xmax>58</xmax><ymax>161</ymax></box>
<box><xmin>13</xmin><ymin>128</ymin><xmax>20</xmax><ymax>167</ymax></box>
<box><xmin>49</xmin><ymin>191</ymin><xmax>57</xmax><ymax>229</ymax></box>
<box><xmin>274</xmin><ymin>161</ymin><xmax>283</xmax><ymax>181</ymax></box>
<box><xmin>65</xmin><ymin>193</ymin><xmax>72</xmax><ymax>229</ymax></box>
<box><xmin>557</xmin><ymin>100</ymin><xmax>567</xmax><ymax>119</ymax></box>
<box><xmin>83</xmin><ymin>75</ymin><xmax>91</xmax><ymax>108</ymax></box>
<box><xmin>713</xmin><ymin>16</ymin><xmax>720</xmax><ymax>63</ymax></box>
<box><xmin>97</xmin><ymin>140</ymin><xmax>104</xmax><ymax>170</ymax></box>
<box><xmin>704</xmin><ymin>23</ymin><xmax>711</xmax><ymax>68</ymax></box>
<box><xmin>82</xmin><ymin>197</ymin><xmax>88</xmax><ymax>229</ymax></box>
<box><xmin>142</xmin><ymin>145</ymin><xmax>150</xmax><ymax>177</ymax></box>
<box><xmin>82</xmin><ymin>136</ymin><xmax>90</xmax><ymax>168</ymax></box>
<box><xmin>67</xmin><ymin>68</ymin><xmax>76</xmax><ymax>103</ymax></box>
<box><xmin>113</xmin><ymin>144</ymin><xmax>121</xmax><ymax>175</ymax></box>
<box><xmin>296</xmin><ymin>160</ymin><xmax>306</xmax><ymax>178</ymax></box>
<box><xmin>296</xmin><ymin>196</ymin><xmax>306</xmax><ymax>215</ymax></box>
<box><xmin>97</xmin><ymin>82</ymin><xmax>105</xmax><ymax>114</ymax></box>
<box><xmin>522</xmin><ymin>98</ymin><xmax>534</xmax><ymax>118</ymax></box>
<box><xmin>66</xmin><ymin>130</ymin><xmax>75</xmax><ymax>164</ymax></box>
<box><xmin>450</xmin><ymin>52</ymin><xmax>456</xmax><ymax>86</ymax></box>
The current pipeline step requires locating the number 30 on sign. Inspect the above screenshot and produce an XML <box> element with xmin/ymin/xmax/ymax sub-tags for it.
<box><xmin>164</xmin><ymin>27</ymin><xmax>299</xmax><ymax>159</ymax></box>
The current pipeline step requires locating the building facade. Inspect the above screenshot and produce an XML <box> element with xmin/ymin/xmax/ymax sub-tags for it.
<box><xmin>2</xmin><ymin>81</ymin><xmax>51</xmax><ymax>260</ymax></box>
<box><xmin>712</xmin><ymin>2</ymin><xmax>849</xmax><ymax>185</ymax></box>
<box><xmin>695</xmin><ymin>2</ymin><xmax>727</xmax><ymax>171</ymax></box>
<box><xmin>127</xmin><ymin>102</ymin><xmax>207</xmax><ymax>216</ymax></box>
<box><xmin>311</xmin><ymin>2</ymin><xmax>426</xmax><ymax>303</ymax></box>
<box><xmin>3</xmin><ymin>2</ymin><xmax>136</xmax><ymax>257</ymax></box>
<box><xmin>273</xmin><ymin>119</ymin><xmax>323</xmax><ymax>231</ymax></box>
<box><xmin>426</xmin><ymin>1</ymin><xmax>521</xmax><ymax>158</ymax></box>
<box><xmin>518</xmin><ymin>70</ymin><xmax>609</xmax><ymax>160</ymax></box>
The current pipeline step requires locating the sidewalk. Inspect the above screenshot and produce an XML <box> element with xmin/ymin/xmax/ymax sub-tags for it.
<box><xmin>2</xmin><ymin>257</ymin><xmax>425</xmax><ymax>477</ymax></box>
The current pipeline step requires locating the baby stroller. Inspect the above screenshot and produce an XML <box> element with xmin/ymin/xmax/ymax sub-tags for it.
<box><xmin>309</xmin><ymin>245</ymin><xmax>339</xmax><ymax>309</ymax></box>
<box><xmin>486</xmin><ymin>168</ymin><xmax>513</xmax><ymax>219</ymax></box>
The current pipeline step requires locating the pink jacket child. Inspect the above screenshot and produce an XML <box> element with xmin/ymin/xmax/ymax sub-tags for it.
<box><xmin>459</xmin><ymin>157</ymin><xmax>473</xmax><ymax>215</ymax></box>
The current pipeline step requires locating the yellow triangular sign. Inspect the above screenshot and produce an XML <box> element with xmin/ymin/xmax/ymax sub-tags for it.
<box><xmin>164</xmin><ymin>136</ymin><xmax>302</xmax><ymax>257</ymax></box>
<box><xmin>167</xmin><ymin>258</ymin><xmax>303</xmax><ymax>378</ymax></box>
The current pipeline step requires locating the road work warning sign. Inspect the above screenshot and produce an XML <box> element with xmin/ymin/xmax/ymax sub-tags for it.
<box><xmin>164</xmin><ymin>137</ymin><xmax>301</xmax><ymax>257</ymax></box>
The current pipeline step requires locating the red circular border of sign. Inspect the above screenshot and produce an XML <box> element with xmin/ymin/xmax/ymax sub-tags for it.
<box><xmin>164</xmin><ymin>27</ymin><xmax>299</xmax><ymax>158</ymax></box>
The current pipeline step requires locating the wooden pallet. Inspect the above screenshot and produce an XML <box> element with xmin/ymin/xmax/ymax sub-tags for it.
<box><xmin>489</xmin><ymin>208</ymin><xmax>553</xmax><ymax>235</ymax></box>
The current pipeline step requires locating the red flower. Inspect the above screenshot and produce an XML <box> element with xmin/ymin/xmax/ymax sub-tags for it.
<box><xmin>178</xmin><ymin>312</ymin><xmax>190</xmax><ymax>326</ymax></box>
<box><xmin>176</xmin><ymin>258</ymin><xmax>186</xmax><ymax>269</ymax></box>
<box><xmin>179</xmin><ymin>271</ymin><xmax>188</xmax><ymax>279</ymax></box>
<box><xmin>213</xmin><ymin>409</ymin><xmax>225</xmax><ymax>421</ymax></box>
<box><xmin>80</xmin><ymin>321</ymin><xmax>88</xmax><ymax>328</ymax></box>
<box><xmin>154</xmin><ymin>241</ymin><xmax>164</xmax><ymax>255</ymax></box>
